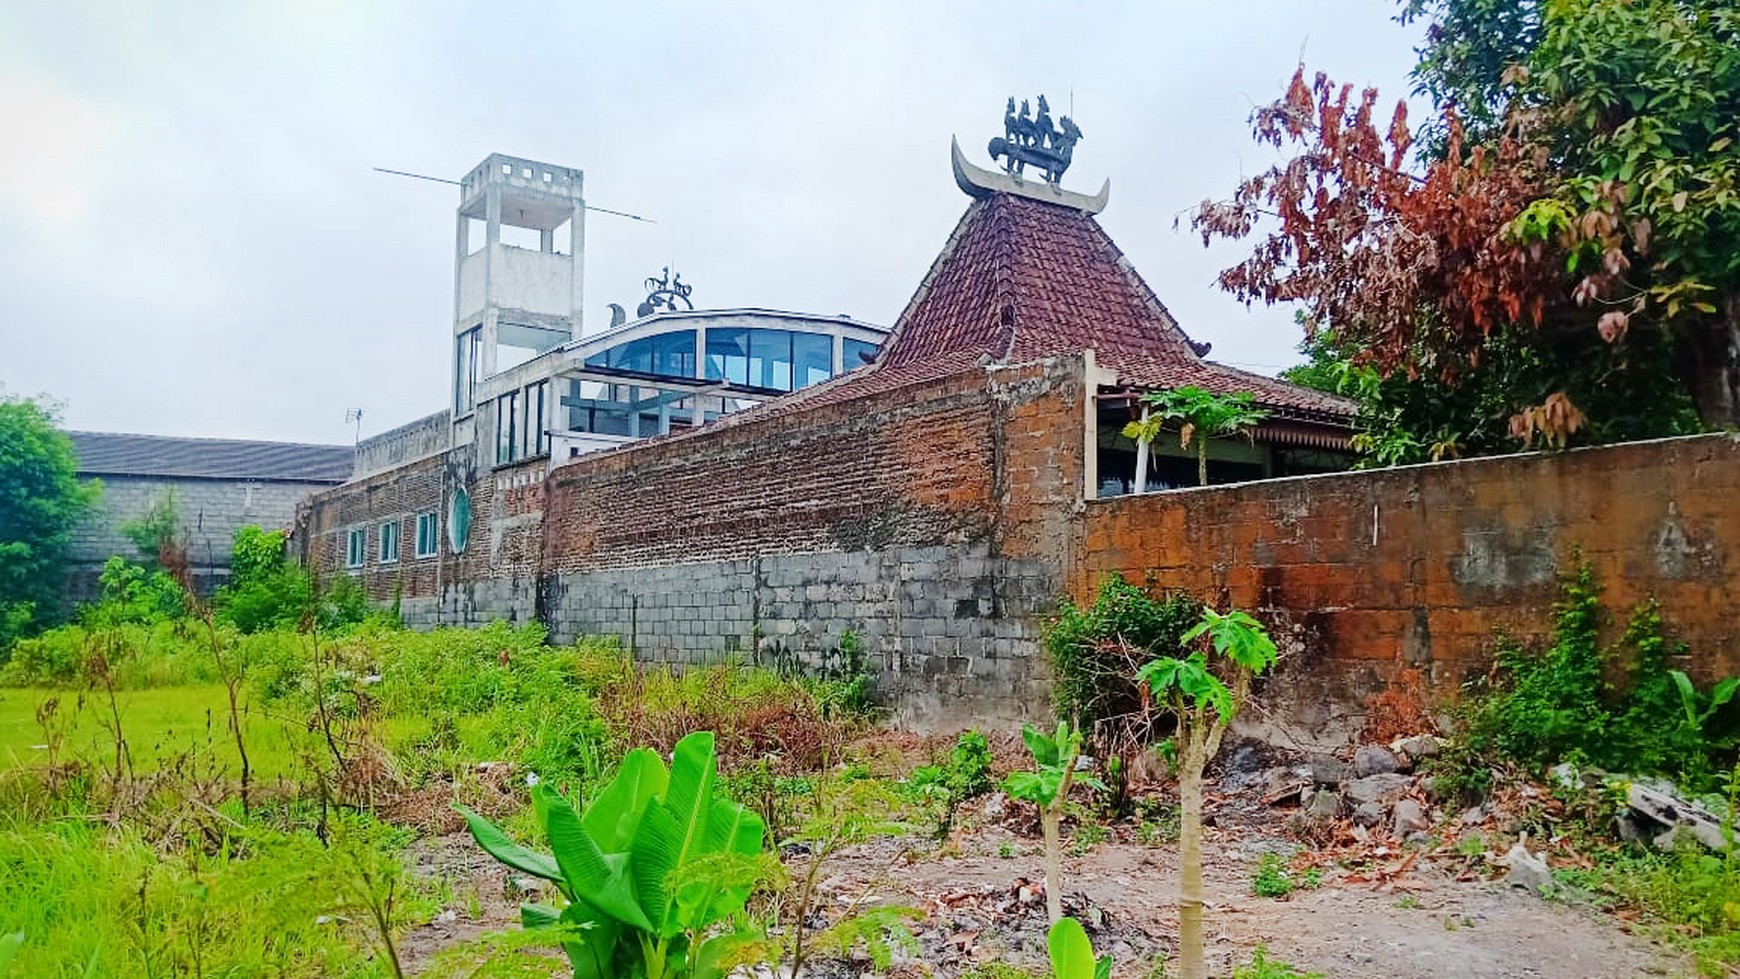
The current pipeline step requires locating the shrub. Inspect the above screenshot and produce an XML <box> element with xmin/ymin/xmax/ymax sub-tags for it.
<box><xmin>1045</xmin><ymin>574</ymin><xmax>1201</xmax><ymax>746</ymax></box>
<box><xmin>84</xmin><ymin>557</ymin><xmax>187</xmax><ymax>626</ymax></box>
<box><xmin>1458</xmin><ymin>564</ymin><xmax>1740</xmax><ymax>791</ymax></box>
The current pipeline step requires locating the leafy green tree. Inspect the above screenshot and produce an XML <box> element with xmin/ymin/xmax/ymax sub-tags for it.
<box><xmin>1137</xmin><ymin>609</ymin><xmax>1279</xmax><ymax>979</ymax></box>
<box><xmin>1398</xmin><ymin>0</ymin><xmax>1543</xmax><ymax>151</ymax></box>
<box><xmin>1201</xmin><ymin>0</ymin><xmax>1740</xmax><ymax>455</ymax></box>
<box><xmin>1283</xmin><ymin>326</ymin><xmax>1698</xmax><ymax>465</ymax></box>
<box><xmin>1121</xmin><ymin>387</ymin><xmax>1269</xmax><ymax>489</ymax></box>
<box><xmin>0</xmin><ymin>395</ymin><xmax>98</xmax><ymax>646</ymax></box>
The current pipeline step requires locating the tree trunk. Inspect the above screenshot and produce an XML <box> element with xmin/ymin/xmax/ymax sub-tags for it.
<box><xmin>1681</xmin><ymin>296</ymin><xmax>1740</xmax><ymax>428</ymax></box>
<box><xmin>1042</xmin><ymin>805</ymin><xmax>1063</xmax><ymax>924</ymax></box>
<box><xmin>1197</xmin><ymin>441</ymin><xmax>1209</xmax><ymax>487</ymax></box>
<box><xmin>1177</xmin><ymin>730</ymin><xmax>1209</xmax><ymax>979</ymax></box>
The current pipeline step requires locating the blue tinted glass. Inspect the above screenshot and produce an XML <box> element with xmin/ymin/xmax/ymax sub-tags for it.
<box><xmin>585</xmin><ymin>330</ymin><xmax>696</xmax><ymax>378</ymax></box>
<box><xmin>843</xmin><ymin>338</ymin><xmax>879</xmax><ymax>368</ymax></box>
<box><xmin>748</xmin><ymin>329</ymin><xmax>793</xmax><ymax>390</ymax></box>
<box><xmin>792</xmin><ymin>332</ymin><xmax>833</xmax><ymax>388</ymax></box>
<box><xmin>706</xmin><ymin>328</ymin><xmax>749</xmax><ymax>384</ymax></box>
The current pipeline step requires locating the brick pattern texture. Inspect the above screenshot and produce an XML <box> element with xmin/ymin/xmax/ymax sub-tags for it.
<box><xmin>1077</xmin><ymin>433</ymin><xmax>1740</xmax><ymax>740</ymax></box>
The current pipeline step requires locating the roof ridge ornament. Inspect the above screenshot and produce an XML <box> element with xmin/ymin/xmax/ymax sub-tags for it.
<box><xmin>951</xmin><ymin>136</ymin><xmax>1110</xmax><ymax>214</ymax></box>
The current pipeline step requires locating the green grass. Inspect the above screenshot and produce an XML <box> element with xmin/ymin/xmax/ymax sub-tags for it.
<box><xmin>0</xmin><ymin>684</ymin><xmax>312</xmax><ymax>780</ymax></box>
<box><xmin>0</xmin><ymin>616</ymin><xmax>880</xmax><ymax>977</ymax></box>
<box><xmin>0</xmin><ymin>813</ymin><xmax>430</xmax><ymax>977</ymax></box>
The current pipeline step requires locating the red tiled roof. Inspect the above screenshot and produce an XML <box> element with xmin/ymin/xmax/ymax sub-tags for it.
<box><xmin>877</xmin><ymin>193</ymin><xmax>1354</xmax><ymax>421</ymax></box>
<box><xmin>621</xmin><ymin>191</ymin><xmax>1350</xmax><ymax>460</ymax></box>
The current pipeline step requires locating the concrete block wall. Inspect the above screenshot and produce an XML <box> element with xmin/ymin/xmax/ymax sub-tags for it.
<box><xmin>69</xmin><ymin>475</ymin><xmax>327</xmax><ymax>601</ymax></box>
<box><xmin>542</xmin><ymin>543</ymin><xmax>1060</xmax><ymax>728</ymax></box>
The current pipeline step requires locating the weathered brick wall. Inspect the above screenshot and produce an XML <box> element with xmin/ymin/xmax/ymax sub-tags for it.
<box><xmin>69</xmin><ymin>475</ymin><xmax>328</xmax><ymax>602</ymax></box>
<box><xmin>1077</xmin><ymin>433</ymin><xmax>1740</xmax><ymax>742</ymax></box>
<box><xmin>538</xmin><ymin>368</ymin><xmax>1001</xmax><ymax>574</ymax></box>
<box><xmin>534</xmin><ymin>358</ymin><xmax>1089</xmax><ymax>728</ymax></box>
<box><xmin>300</xmin><ymin>452</ymin><xmax>447</xmax><ymax>619</ymax></box>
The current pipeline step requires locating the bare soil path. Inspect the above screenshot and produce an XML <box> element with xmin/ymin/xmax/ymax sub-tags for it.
<box><xmin>820</xmin><ymin>833</ymin><xmax>1688</xmax><ymax>978</ymax></box>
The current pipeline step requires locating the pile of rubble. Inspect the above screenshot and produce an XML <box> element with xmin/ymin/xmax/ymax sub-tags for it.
<box><xmin>914</xmin><ymin>878</ymin><xmax>1163</xmax><ymax>972</ymax></box>
<box><xmin>1226</xmin><ymin>733</ymin><xmax>1737</xmax><ymax>900</ymax></box>
<box><xmin>1246</xmin><ymin>736</ymin><xmax>1444</xmax><ymax>840</ymax></box>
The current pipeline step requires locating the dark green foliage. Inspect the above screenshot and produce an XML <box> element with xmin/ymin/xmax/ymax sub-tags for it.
<box><xmin>119</xmin><ymin>491</ymin><xmax>182</xmax><ymax>566</ymax></box>
<box><xmin>214</xmin><ymin>526</ymin><xmax>316</xmax><ymax>634</ymax></box>
<box><xmin>1397</xmin><ymin>0</ymin><xmax>1542</xmax><ymax>152</ymax></box>
<box><xmin>1045</xmin><ymin>573</ymin><xmax>1202</xmax><ymax>735</ymax></box>
<box><xmin>1283</xmin><ymin>327</ymin><xmax>1699</xmax><ymax>467</ymax></box>
<box><xmin>0</xmin><ymin>395</ymin><xmax>99</xmax><ymax>648</ymax></box>
<box><xmin>1457</xmin><ymin>565</ymin><xmax>1740</xmax><ymax>792</ymax></box>
<box><xmin>85</xmin><ymin>557</ymin><xmax>188</xmax><ymax>626</ymax></box>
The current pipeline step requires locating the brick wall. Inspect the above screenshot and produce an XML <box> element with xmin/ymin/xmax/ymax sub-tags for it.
<box><xmin>69</xmin><ymin>475</ymin><xmax>330</xmax><ymax>602</ymax></box>
<box><xmin>300</xmin><ymin>452</ymin><xmax>448</xmax><ymax>620</ymax></box>
<box><xmin>1077</xmin><ymin>433</ymin><xmax>1740</xmax><ymax>743</ymax></box>
<box><xmin>302</xmin><ymin>355</ymin><xmax>1092</xmax><ymax>728</ymax></box>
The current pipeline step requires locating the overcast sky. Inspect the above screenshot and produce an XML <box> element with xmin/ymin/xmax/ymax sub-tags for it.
<box><xmin>0</xmin><ymin>1</ymin><xmax>1425</xmax><ymax>445</ymax></box>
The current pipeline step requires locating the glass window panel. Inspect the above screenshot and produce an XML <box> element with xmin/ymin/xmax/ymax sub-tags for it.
<box><xmin>705</xmin><ymin>328</ymin><xmax>749</xmax><ymax>384</ymax></box>
<box><xmin>792</xmin><ymin>332</ymin><xmax>833</xmax><ymax>388</ymax></box>
<box><xmin>843</xmin><ymin>338</ymin><xmax>879</xmax><ymax>369</ymax></box>
<box><xmin>591</xmin><ymin>405</ymin><xmax>632</xmax><ymax>436</ymax></box>
<box><xmin>416</xmin><ymin>513</ymin><xmax>439</xmax><ymax>558</ymax></box>
<box><xmin>748</xmin><ymin>329</ymin><xmax>793</xmax><ymax>390</ymax></box>
<box><xmin>497</xmin><ymin>393</ymin><xmax>519</xmax><ymax>464</ymax></box>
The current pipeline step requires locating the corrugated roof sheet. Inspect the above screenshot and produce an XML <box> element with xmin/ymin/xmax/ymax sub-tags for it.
<box><xmin>67</xmin><ymin>431</ymin><xmax>354</xmax><ymax>482</ymax></box>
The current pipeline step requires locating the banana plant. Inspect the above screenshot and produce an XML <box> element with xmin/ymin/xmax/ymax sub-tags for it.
<box><xmin>459</xmin><ymin>731</ymin><xmax>766</xmax><ymax>979</ymax></box>
<box><xmin>1048</xmin><ymin>917</ymin><xmax>1112</xmax><ymax>979</ymax></box>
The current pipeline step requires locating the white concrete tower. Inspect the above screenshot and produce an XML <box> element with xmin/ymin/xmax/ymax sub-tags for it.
<box><xmin>450</xmin><ymin>154</ymin><xmax>585</xmax><ymax>443</ymax></box>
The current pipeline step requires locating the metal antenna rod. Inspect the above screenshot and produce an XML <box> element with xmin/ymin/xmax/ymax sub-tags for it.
<box><xmin>372</xmin><ymin>167</ymin><xmax>658</xmax><ymax>223</ymax></box>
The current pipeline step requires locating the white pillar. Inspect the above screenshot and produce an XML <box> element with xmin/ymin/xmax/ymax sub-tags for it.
<box><xmin>1132</xmin><ymin>406</ymin><xmax>1151</xmax><ymax>495</ymax></box>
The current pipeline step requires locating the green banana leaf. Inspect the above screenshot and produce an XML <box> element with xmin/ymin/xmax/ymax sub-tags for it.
<box><xmin>541</xmin><ymin>783</ymin><xmax>655</xmax><ymax>932</ymax></box>
<box><xmin>456</xmin><ymin>805</ymin><xmax>563</xmax><ymax>886</ymax></box>
<box><xmin>583</xmin><ymin>747</ymin><xmax>669</xmax><ymax>852</ymax></box>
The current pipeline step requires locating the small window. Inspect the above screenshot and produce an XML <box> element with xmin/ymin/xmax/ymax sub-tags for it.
<box><xmin>843</xmin><ymin>338</ymin><xmax>880</xmax><ymax>369</ymax></box>
<box><xmin>345</xmin><ymin>527</ymin><xmax>366</xmax><ymax>568</ymax></box>
<box><xmin>379</xmin><ymin>521</ymin><xmax>400</xmax><ymax>563</ymax></box>
<box><xmin>415</xmin><ymin>512</ymin><xmax>439</xmax><ymax>558</ymax></box>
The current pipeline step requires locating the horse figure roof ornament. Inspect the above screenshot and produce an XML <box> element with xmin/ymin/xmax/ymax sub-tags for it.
<box><xmin>990</xmin><ymin>93</ymin><xmax>1080</xmax><ymax>185</ymax></box>
<box><xmin>952</xmin><ymin>96</ymin><xmax>1109</xmax><ymax>214</ymax></box>
<box><xmin>637</xmin><ymin>266</ymin><xmax>695</xmax><ymax>318</ymax></box>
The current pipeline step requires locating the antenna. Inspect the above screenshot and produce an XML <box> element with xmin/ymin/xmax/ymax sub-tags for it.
<box><xmin>345</xmin><ymin>408</ymin><xmax>364</xmax><ymax>446</ymax></box>
<box><xmin>372</xmin><ymin>167</ymin><xmax>658</xmax><ymax>223</ymax></box>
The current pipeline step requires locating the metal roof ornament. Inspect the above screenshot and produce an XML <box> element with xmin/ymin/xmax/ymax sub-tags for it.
<box><xmin>637</xmin><ymin>267</ymin><xmax>695</xmax><ymax>318</ymax></box>
<box><xmin>989</xmin><ymin>94</ymin><xmax>1081</xmax><ymax>185</ymax></box>
<box><xmin>951</xmin><ymin>96</ymin><xmax>1109</xmax><ymax>213</ymax></box>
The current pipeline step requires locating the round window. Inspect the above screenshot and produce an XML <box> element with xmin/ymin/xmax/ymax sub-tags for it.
<box><xmin>447</xmin><ymin>487</ymin><xmax>472</xmax><ymax>554</ymax></box>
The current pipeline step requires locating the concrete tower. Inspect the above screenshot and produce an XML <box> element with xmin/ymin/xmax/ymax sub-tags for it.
<box><xmin>451</xmin><ymin>154</ymin><xmax>585</xmax><ymax>439</ymax></box>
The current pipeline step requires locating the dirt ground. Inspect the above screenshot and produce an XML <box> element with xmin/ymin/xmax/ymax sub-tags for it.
<box><xmin>401</xmin><ymin>817</ymin><xmax>1692</xmax><ymax>979</ymax></box>
<box><xmin>820</xmin><ymin>831</ymin><xmax>1690</xmax><ymax>979</ymax></box>
<box><xmin>395</xmin><ymin>735</ymin><xmax>1695</xmax><ymax>978</ymax></box>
